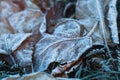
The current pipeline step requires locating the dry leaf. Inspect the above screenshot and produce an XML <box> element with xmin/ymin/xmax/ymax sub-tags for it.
<box><xmin>14</xmin><ymin>34</ymin><xmax>39</xmax><ymax>68</ymax></box>
<box><xmin>0</xmin><ymin>0</ymin><xmax>119</xmax><ymax>79</ymax></box>
<box><xmin>32</xmin><ymin>0</ymin><xmax>55</xmax><ymax>13</ymax></box>
<box><xmin>11</xmin><ymin>0</ymin><xmax>26</xmax><ymax>11</ymax></box>
<box><xmin>0</xmin><ymin>49</ymin><xmax>7</xmax><ymax>55</ymax></box>
<box><xmin>46</xmin><ymin>3</ymin><xmax>63</xmax><ymax>34</ymax></box>
<box><xmin>76</xmin><ymin>0</ymin><xmax>119</xmax><ymax>44</ymax></box>
<box><xmin>15</xmin><ymin>48</ymin><xmax>33</xmax><ymax>68</ymax></box>
<box><xmin>8</xmin><ymin>8</ymin><xmax>43</xmax><ymax>34</ymax></box>
<box><xmin>0</xmin><ymin>33</ymin><xmax>32</xmax><ymax>66</ymax></box>
<box><xmin>56</xmin><ymin>78</ymin><xmax>79</xmax><ymax>80</ymax></box>
<box><xmin>2</xmin><ymin>72</ymin><xmax>55</xmax><ymax>80</ymax></box>
<box><xmin>35</xmin><ymin>18</ymin><xmax>92</xmax><ymax>74</ymax></box>
<box><xmin>0</xmin><ymin>0</ymin><xmax>44</xmax><ymax>69</ymax></box>
<box><xmin>34</xmin><ymin>37</ymin><xmax>92</xmax><ymax>71</ymax></box>
<box><xmin>0</xmin><ymin>0</ymin><xmax>22</xmax><ymax>17</ymax></box>
<box><xmin>53</xmin><ymin>19</ymin><xmax>83</xmax><ymax>38</ymax></box>
<box><xmin>0</xmin><ymin>17</ymin><xmax>14</xmax><ymax>34</ymax></box>
<box><xmin>107</xmin><ymin>0</ymin><xmax>118</xmax><ymax>44</ymax></box>
<box><xmin>0</xmin><ymin>33</ymin><xmax>32</xmax><ymax>53</ymax></box>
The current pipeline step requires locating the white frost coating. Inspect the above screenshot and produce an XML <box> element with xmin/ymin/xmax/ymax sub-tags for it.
<box><xmin>25</xmin><ymin>0</ymin><xmax>40</xmax><ymax>10</ymax></box>
<box><xmin>39</xmin><ymin>15</ymin><xmax>47</xmax><ymax>35</ymax></box>
<box><xmin>34</xmin><ymin>37</ymin><xmax>92</xmax><ymax>71</ymax></box>
<box><xmin>0</xmin><ymin>33</ymin><xmax>32</xmax><ymax>53</ymax></box>
<box><xmin>11</xmin><ymin>33</ymin><xmax>32</xmax><ymax>51</ymax></box>
<box><xmin>76</xmin><ymin>0</ymin><xmax>119</xmax><ymax>44</ymax></box>
<box><xmin>16</xmin><ymin>49</ymin><xmax>33</xmax><ymax>66</ymax></box>
<box><xmin>8</xmin><ymin>9</ymin><xmax>43</xmax><ymax>33</ymax></box>
<box><xmin>0</xmin><ymin>49</ymin><xmax>8</xmax><ymax>55</ymax></box>
<box><xmin>0</xmin><ymin>1</ymin><xmax>13</xmax><ymax>17</ymax></box>
<box><xmin>53</xmin><ymin>19</ymin><xmax>82</xmax><ymax>38</ymax></box>
<box><xmin>107</xmin><ymin>0</ymin><xmax>119</xmax><ymax>44</ymax></box>
<box><xmin>35</xmin><ymin>18</ymin><xmax>92</xmax><ymax>72</ymax></box>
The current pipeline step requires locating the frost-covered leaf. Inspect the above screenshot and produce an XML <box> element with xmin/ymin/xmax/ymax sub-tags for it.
<box><xmin>39</xmin><ymin>16</ymin><xmax>46</xmax><ymax>35</ymax></box>
<box><xmin>0</xmin><ymin>0</ymin><xmax>44</xmax><ymax>69</ymax></box>
<box><xmin>0</xmin><ymin>17</ymin><xmax>14</xmax><ymax>34</ymax></box>
<box><xmin>0</xmin><ymin>0</ymin><xmax>25</xmax><ymax>34</ymax></box>
<box><xmin>0</xmin><ymin>0</ymin><xmax>23</xmax><ymax>17</ymax></box>
<box><xmin>0</xmin><ymin>33</ymin><xmax>32</xmax><ymax>67</ymax></box>
<box><xmin>56</xmin><ymin>78</ymin><xmax>79</xmax><ymax>80</ymax></box>
<box><xmin>8</xmin><ymin>8</ymin><xmax>43</xmax><ymax>34</ymax></box>
<box><xmin>12</xmin><ymin>34</ymin><xmax>36</xmax><ymax>67</ymax></box>
<box><xmin>0</xmin><ymin>33</ymin><xmax>37</xmax><ymax>68</ymax></box>
<box><xmin>2</xmin><ymin>72</ymin><xmax>55</xmax><ymax>80</ymax></box>
<box><xmin>34</xmin><ymin>37</ymin><xmax>92</xmax><ymax>71</ymax></box>
<box><xmin>51</xmin><ymin>60</ymin><xmax>77</xmax><ymax>77</ymax></box>
<box><xmin>0</xmin><ymin>33</ymin><xmax>32</xmax><ymax>53</ymax></box>
<box><xmin>76</xmin><ymin>0</ymin><xmax>119</xmax><ymax>44</ymax></box>
<box><xmin>107</xmin><ymin>0</ymin><xmax>118</xmax><ymax>44</ymax></box>
<box><xmin>0</xmin><ymin>0</ymin><xmax>119</xmax><ymax>79</ymax></box>
<box><xmin>35</xmin><ymin>18</ymin><xmax>91</xmax><ymax>73</ymax></box>
<box><xmin>0</xmin><ymin>49</ymin><xmax>7</xmax><ymax>55</ymax></box>
<box><xmin>53</xmin><ymin>19</ymin><xmax>83</xmax><ymax>38</ymax></box>
<box><xmin>21</xmin><ymin>72</ymin><xmax>55</xmax><ymax>80</ymax></box>
<box><xmin>15</xmin><ymin>48</ymin><xmax>33</xmax><ymax>67</ymax></box>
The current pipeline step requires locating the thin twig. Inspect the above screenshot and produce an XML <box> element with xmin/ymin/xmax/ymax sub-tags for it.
<box><xmin>96</xmin><ymin>0</ymin><xmax>111</xmax><ymax>55</ymax></box>
<box><xmin>86</xmin><ymin>21</ymin><xmax>98</xmax><ymax>37</ymax></box>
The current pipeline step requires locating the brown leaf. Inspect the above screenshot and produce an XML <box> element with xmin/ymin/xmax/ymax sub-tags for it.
<box><xmin>46</xmin><ymin>3</ymin><xmax>63</xmax><ymax>34</ymax></box>
<box><xmin>32</xmin><ymin>0</ymin><xmax>55</xmax><ymax>13</ymax></box>
<box><xmin>8</xmin><ymin>7</ymin><xmax>43</xmax><ymax>34</ymax></box>
<box><xmin>2</xmin><ymin>72</ymin><xmax>55</xmax><ymax>80</ymax></box>
<box><xmin>0</xmin><ymin>33</ymin><xmax>32</xmax><ymax>65</ymax></box>
<box><xmin>0</xmin><ymin>33</ymin><xmax>32</xmax><ymax>53</ymax></box>
<box><xmin>0</xmin><ymin>17</ymin><xmax>14</xmax><ymax>34</ymax></box>
<box><xmin>0</xmin><ymin>0</ymin><xmax>22</xmax><ymax>17</ymax></box>
<box><xmin>11</xmin><ymin>0</ymin><xmax>26</xmax><ymax>11</ymax></box>
<box><xmin>52</xmin><ymin>60</ymin><xmax>77</xmax><ymax>77</ymax></box>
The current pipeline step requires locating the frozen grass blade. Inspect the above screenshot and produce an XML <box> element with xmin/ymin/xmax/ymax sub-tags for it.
<box><xmin>86</xmin><ymin>21</ymin><xmax>98</xmax><ymax>37</ymax></box>
<box><xmin>96</xmin><ymin>0</ymin><xmax>110</xmax><ymax>54</ymax></box>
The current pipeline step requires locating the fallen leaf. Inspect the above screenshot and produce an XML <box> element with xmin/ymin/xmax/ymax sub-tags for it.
<box><xmin>0</xmin><ymin>33</ymin><xmax>32</xmax><ymax>53</ymax></box>
<box><xmin>8</xmin><ymin>8</ymin><xmax>43</xmax><ymax>34</ymax></box>
<box><xmin>2</xmin><ymin>72</ymin><xmax>55</xmax><ymax>80</ymax></box>
<box><xmin>34</xmin><ymin>37</ymin><xmax>92</xmax><ymax>72</ymax></box>
<box><xmin>46</xmin><ymin>2</ymin><xmax>63</xmax><ymax>34</ymax></box>
<box><xmin>53</xmin><ymin>19</ymin><xmax>83</xmax><ymax>38</ymax></box>
<box><xmin>76</xmin><ymin>0</ymin><xmax>119</xmax><ymax>44</ymax></box>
